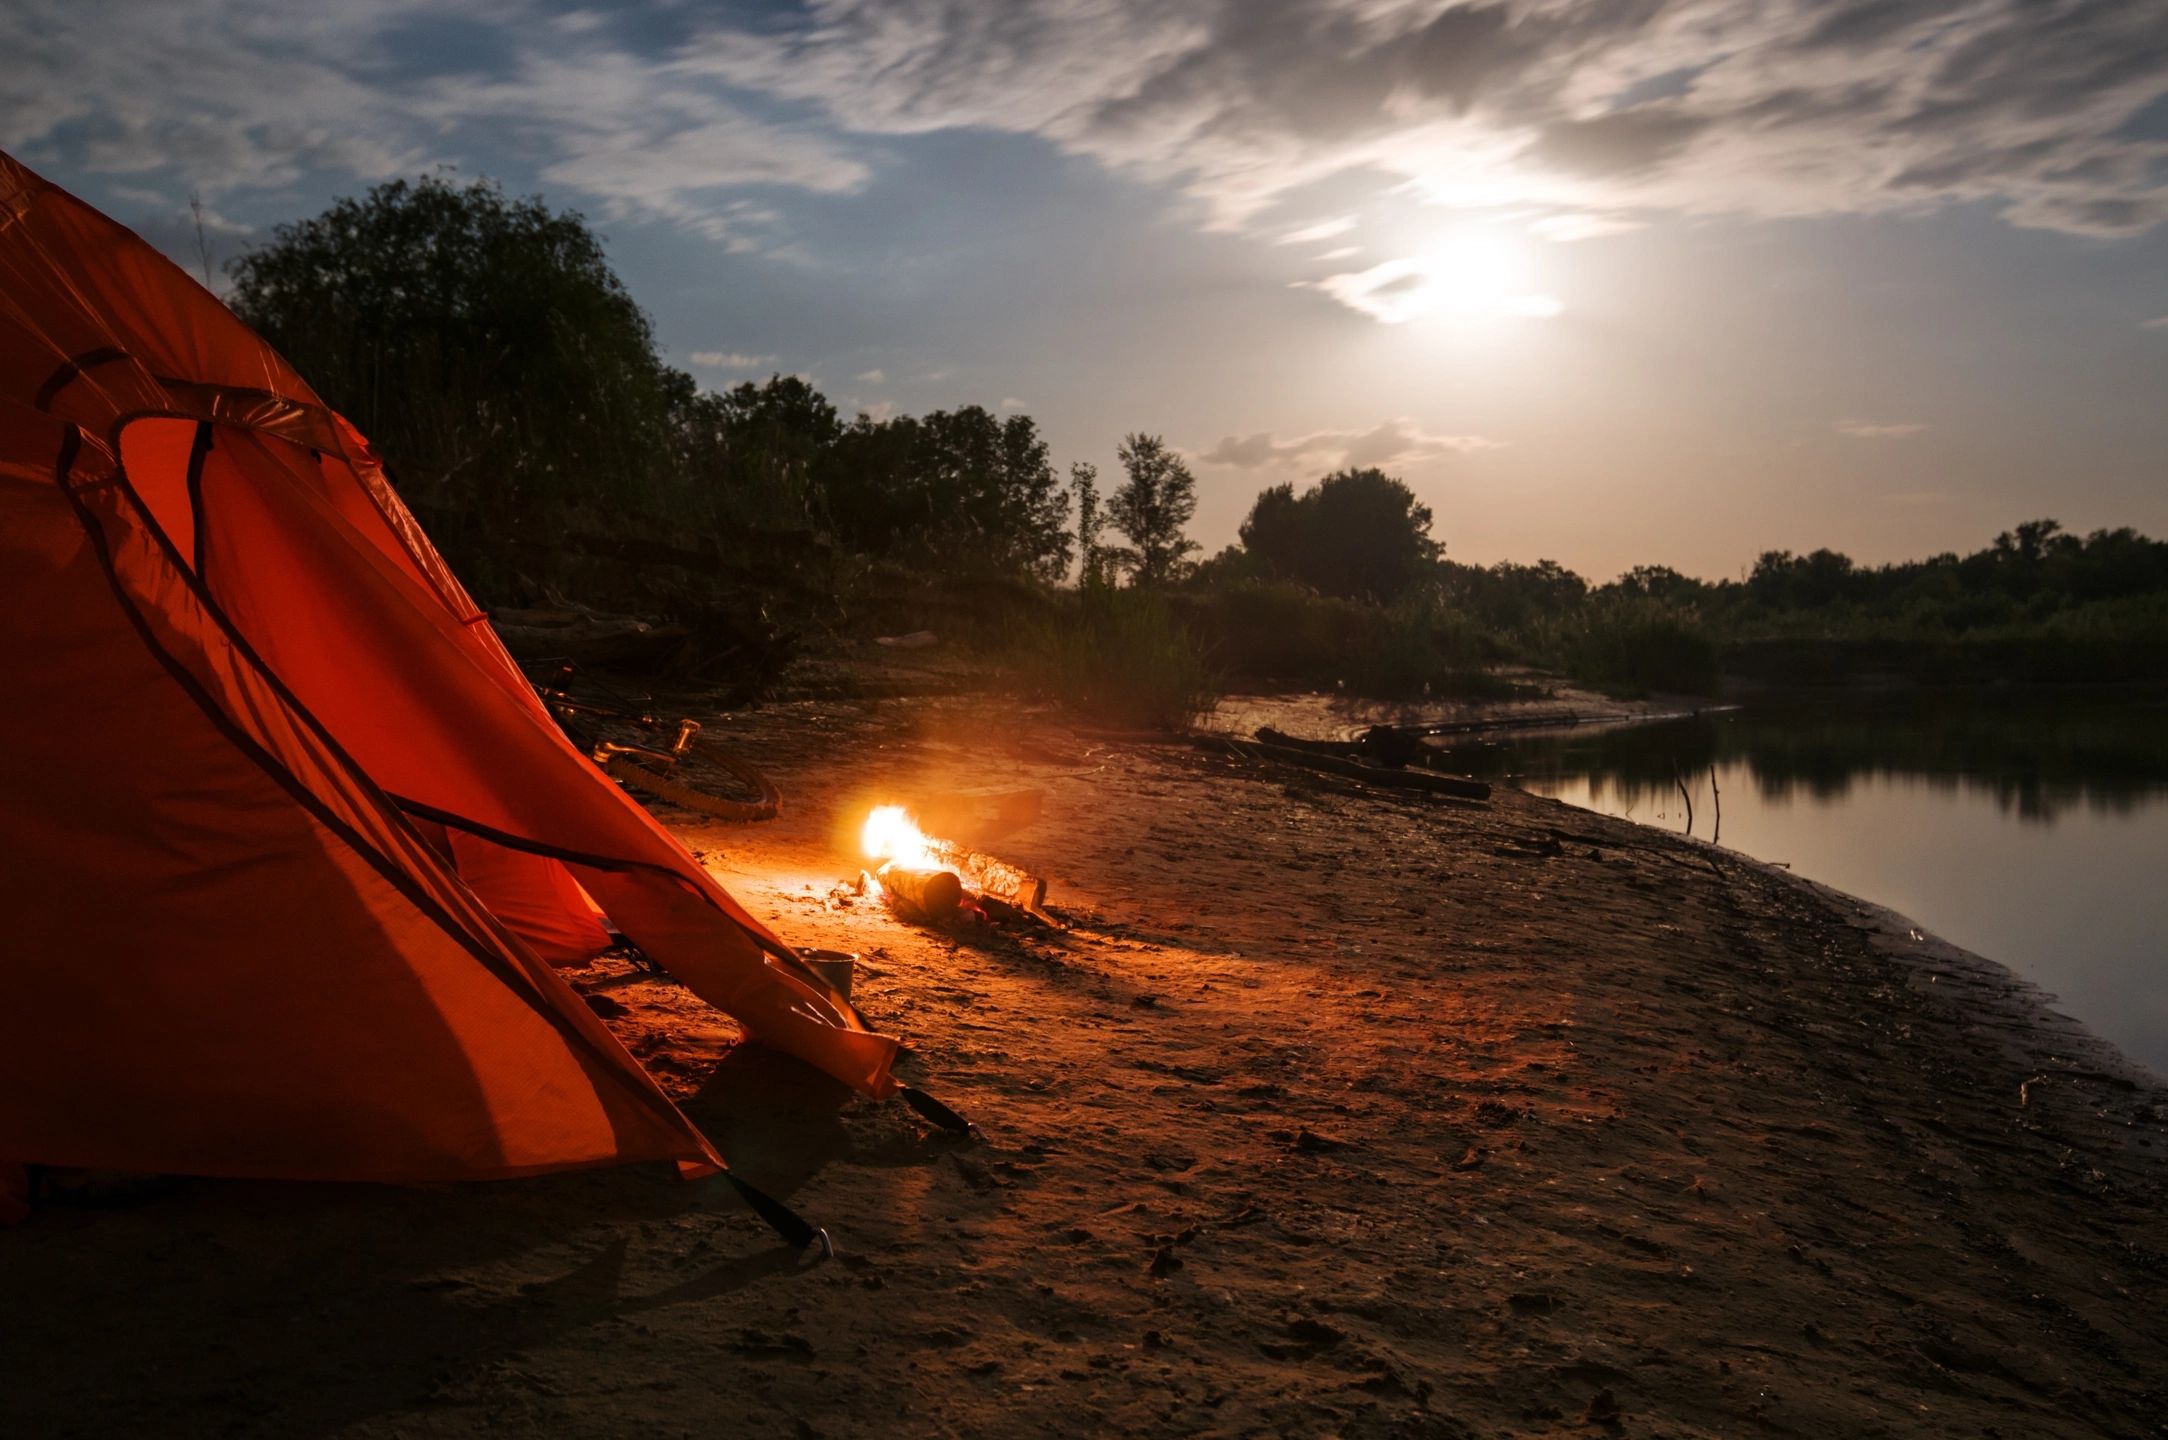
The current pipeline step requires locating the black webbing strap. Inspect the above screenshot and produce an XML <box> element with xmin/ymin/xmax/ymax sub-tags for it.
<box><xmin>727</xmin><ymin>1173</ymin><xmax>830</xmax><ymax>1255</ymax></box>
<box><xmin>900</xmin><ymin>1085</ymin><xmax>976</xmax><ymax>1136</ymax></box>
<box><xmin>34</xmin><ymin>347</ymin><xmax>130</xmax><ymax>412</ymax></box>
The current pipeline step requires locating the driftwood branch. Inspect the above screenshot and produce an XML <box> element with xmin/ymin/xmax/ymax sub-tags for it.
<box><xmin>1197</xmin><ymin>735</ymin><xmax>1491</xmax><ymax>801</ymax></box>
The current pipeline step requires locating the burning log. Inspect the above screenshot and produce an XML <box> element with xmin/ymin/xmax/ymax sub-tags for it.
<box><xmin>860</xmin><ymin>804</ymin><xmax>1056</xmax><ymax>927</ymax></box>
<box><xmin>880</xmin><ymin>866</ymin><xmax>964</xmax><ymax>919</ymax></box>
<box><xmin>947</xmin><ymin>847</ymin><xmax>1047</xmax><ymax>913</ymax></box>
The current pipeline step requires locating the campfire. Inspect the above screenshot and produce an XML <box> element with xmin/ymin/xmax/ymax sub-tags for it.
<box><xmin>856</xmin><ymin>803</ymin><xmax>1052</xmax><ymax>927</ymax></box>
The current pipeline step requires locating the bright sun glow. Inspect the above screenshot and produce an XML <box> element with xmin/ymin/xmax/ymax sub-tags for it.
<box><xmin>1317</xmin><ymin>230</ymin><xmax>1562</xmax><ymax>325</ymax></box>
<box><xmin>862</xmin><ymin>804</ymin><xmax>942</xmax><ymax>869</ymax></box>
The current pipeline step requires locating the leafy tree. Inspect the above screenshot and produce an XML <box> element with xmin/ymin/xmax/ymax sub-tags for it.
<box><xmin>820</xmin><ymin>405</ymin><xmax>1069</xmax><ymax>577</ymax></box>
<box><xmin>228</xmin><ymin>174</ymin><xmax>684</xmax><ymax>517</ymax></box>
<box><xmin>1071</xmin><ymin>462</ymin><xmax>1106</xmax><ymax>586</ymax></box>
<box><xmin>1106</xmin><ymin>433</ymin><xmax>1200</xmax><ymax>585</ymax></box>
<box><xmin>1441</xmin><ymin>558</ymin><xmax>1589</xmax><ymax>629</ymax></box>
<box><xmin>1609</xmin><ymin>564</ymin><xmax>1705</xmax><ymax>603</ymax></box>
<box><xmin>994</xmin><ymin>412</ymin><xmax>1074</xmax><ymax>582</ymax></box>
<box><xmin>1747</xmin><ymin>548</ymin><xmax>1859</xmax><ymax>609</ymax></box>
<box><xmin>678</xmin><ymin>374</ymin><xmax>841</xmax><ymax>529</ymax></box>
<box><xmin>1235</xmin><ymin>466</ymin><xmax>1439</xmax><ymax>602</ymax></box>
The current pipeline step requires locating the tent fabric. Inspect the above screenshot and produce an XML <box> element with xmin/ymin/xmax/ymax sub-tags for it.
<box><xmin>0</xmin><ymin>150</ymin><xmax>901</xmax><ymax>1193</ymax></box>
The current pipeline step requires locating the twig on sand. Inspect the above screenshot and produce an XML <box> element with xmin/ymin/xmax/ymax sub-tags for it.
<box><xmin>1710</xmin><ymin>762</ymin><xmax>1722</xmax><ymax>846</ymax></box>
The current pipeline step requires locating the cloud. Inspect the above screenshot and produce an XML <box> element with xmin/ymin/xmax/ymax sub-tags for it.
<box><xmin>2143</xmin><ymin>315</ymin><xmax>2168</xmax><ymax>330</ymax></box>
<box><xmin>1304</xmin><ymin>247</ymin><xmax>1561</xmax><ymax>323</ymax></box>
<box><xmin>411</xmin><ymin>48</ymin><xmax>868</xmax><ymax>242</ymax></box>
<box><xmin>998</xmin><ymin>396</ymin><xmax>1028</xmax><ymax>410</ymax></box>
<box><xmin>5</xmin><ymin>0</ymin><xmax>2162</xmax><ymax>263</ymax></box>
<box><xmin>1531</xmin><ymin>212</ymin><xmax>1645</xmax><ymax>242</ymax></box>
<box><xmin>681</xmin><ymin>0</ymin><xmax>2168</xmax><ymax>239</ymax></box>
<box><xmin>1533</xmin><ymin>108</ymin><xmax>1708</xmax><ymax>178</ymax></box>
<box><xmin>856</xmin><ymin>368</ymin><xmax>886</xmax><ymax>384</ymax></box>
<box><xmin>1834</xmin><ymin>420</ymin><xmax>1928</xmax><ymax>440</ymax></box>
<box><xmin>1200</xmin><ymin>418</ymin><xmax>1503</xmax><ymax>471</ymax></box>
<box><xmin>688</xmin><ymin>351</ymin><xmax>775</xmax><ymax>370</ymax></box>
<box><xmin>1276</xmin><ymin>215</ymin><xmax>1356</xmax><ymax>245</ymax></box>
<box><xmin>0</xmin><ymin>0</ymin><xmax>865</xmax><ymax>249</ymax></box>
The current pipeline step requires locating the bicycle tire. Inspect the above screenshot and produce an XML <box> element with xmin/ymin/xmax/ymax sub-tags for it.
<box><xmin>604</xmin><ymin>738</ymin><xmax>781</xmax><ymax>823</ymax></box>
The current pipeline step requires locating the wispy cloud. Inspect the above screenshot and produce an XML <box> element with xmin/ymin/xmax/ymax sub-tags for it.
<box><xmin>1305</xmin><ymin>252</ymin><xmax>1561</xmax><ymax>324</ymax></box>
<box><xmin>1834</xmin><ymin>420</ymin><xmax>1928</xmax><ymax>440</ymax></box>
<box><xmin>1276</xmin><ymin>215</ymin><xmax>1356</xmax><ymax>245</ymax></box>
<box><xmin>1200</xmin><ymin>419</ymin><xmax>1503</xmax><ymax>472</ymax></box>
<box><xmin>0</xmin><ymin>0</ymin><xmax>863</xmax><ymax>251</ymax></box>
<box><xmin>5</xmin><ymin>0</ymin><xmax>2162</xmax><ymax>264</ymax></box>
<box><xmin>2142</xmin><ymin>315</ymin><xmax>2168</xmax><ymax>330</ymax></box>
<box><xmin>688</xmin><ymin>350</ymin><xmax>775</xmax><ymax>371</ymax></box>
<box><xmin>1531</xmin><ymin>212</ymin><xmax>1645</xmax><ymax>243</ymax></box>
<box><xmin>856</xmin><ymin>368</ymin><xmax>885</xmax><ymax>384</ymax></box>
<box><xmin>681</xmin><ymin>0</ymin><xmax>2168</xmax><ymax>239</ymax></box>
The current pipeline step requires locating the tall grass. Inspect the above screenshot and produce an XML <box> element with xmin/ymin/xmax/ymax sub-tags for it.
<box><xmin>1013</xmin><ymin>582</ymin><xmax>1219</xmax><ymax>730</ymax></box>
<box><xmin>1518</xmin><ymin>596</ymin><xmax>1721</xmax><ymax>696</ymax></box>
<box><xmin>1174</xmin><ymin>579</ymin><xmax>1514</xmax><ymax>698</ymax></box>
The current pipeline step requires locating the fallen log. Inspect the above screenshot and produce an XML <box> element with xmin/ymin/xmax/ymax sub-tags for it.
<box><xmin>492</xmin><ymin>606</ymin><xmax>689</xmax><ymax>667</ymax></box>
<box><xmin>1257</xmin><ymin>725</ymin><xmax>1428</xmax><ymax>768</ymax></box>
<box><xmin>881</xmin><ymin>867</ymin><xmax>963</xmax><ymax>919</ymax></box>
<box><xmin>1198</xmin><ymin>735</ymin><xmax>1491</xmax><ymax>801</ymax></box>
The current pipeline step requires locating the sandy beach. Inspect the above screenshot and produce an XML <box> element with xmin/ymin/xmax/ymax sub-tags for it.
<box><xmin>6</xmin><ymin>690</ymin><xmax>2164</xmax><ymax>1439</ymax></box>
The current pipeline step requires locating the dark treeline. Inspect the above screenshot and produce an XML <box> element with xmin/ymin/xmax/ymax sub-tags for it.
<box><xmin>228</xmin><ymin>175</ymin><xmax>2168</xmax><ymax>710</ymax></box>
<box><xmin>1201</xmin><ymin>472</ymin><xmax>2168</xmax><ymax>695</ymax></box>
<box><xmin>226</xmin><ymin>173</ymin><xmax>1194</xmax><ymax>606</ymax></box>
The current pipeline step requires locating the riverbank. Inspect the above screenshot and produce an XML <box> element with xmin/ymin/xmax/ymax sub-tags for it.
<box><xmin>5</xmin><ymin>692</ymin><xmax>2164</xmax><ymax>1438</ymax></box>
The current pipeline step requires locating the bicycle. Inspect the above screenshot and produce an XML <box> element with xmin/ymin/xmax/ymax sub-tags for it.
<box><xmin>525</xmin><ymin>662</ymin><xmax>780</xmax><ymax>822</ymax></box>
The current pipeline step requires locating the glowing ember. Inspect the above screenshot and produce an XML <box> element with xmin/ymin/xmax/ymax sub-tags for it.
<box><xmin>862</xmin><ymin>804</ymin><xmax>946</xmax><ymax>871</ymax></box>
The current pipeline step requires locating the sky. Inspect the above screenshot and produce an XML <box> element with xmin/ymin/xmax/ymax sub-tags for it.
<box><xmin>6</xmin><ymin>0</ymin><xmax>2165</xmax><ymax>580</ymax></box>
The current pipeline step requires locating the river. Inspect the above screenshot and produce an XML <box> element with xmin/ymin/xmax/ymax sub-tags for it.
<box><xmin>1429</xmin><ymin>689</ymin><xmax>2168</xmax><ymax>1078</ymax></box>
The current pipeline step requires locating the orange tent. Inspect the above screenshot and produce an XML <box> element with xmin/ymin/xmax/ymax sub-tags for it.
<box><xmin>0</xmin><ymin>151</ymin><xmax>920</xmax><ymax>1237</ymax></box>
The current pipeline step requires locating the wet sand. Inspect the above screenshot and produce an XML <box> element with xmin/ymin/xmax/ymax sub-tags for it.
<box><xmin>5</xmin><ymin>692</ymin><xmax>2164</xmax><ymax>1438</ymax></box>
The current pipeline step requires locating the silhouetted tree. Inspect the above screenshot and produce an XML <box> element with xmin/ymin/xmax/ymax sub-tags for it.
<box><xmin>1107</xmin><ymin>433</ymin><xmax>1199</xmax><ymax>585</ymax></box>
<box><xmin>677</xmin><ymin>374</ymin><xmax>842</xmax><ymax>529</ymax></box>
<box><xmin>1236</xmin><ymin>466</ymin><xmax>1439</xmax><ymax>601</ymax></box>
<box><xmin>1072</xmin><ymin>461</ymin><xmax>1107</xmax><ymax>587</ymax></box>
<box><xmin>821</xmin><ymin>405</ymin><xmax>1069</xmax><ymax>577</ymax></box>
<box><xmin>228</xmin><ymin>175</ymin><xmax>683</xmax><ymax>516</ymax></box>
<box><xmin>1441</xmin><ymin>558</ymin><xmax>1589</xmax><ymax>628</ymax></box>
<box><xmin>1609</xmin><ymin>564</ymin><xmax>1705</xmax><ymax>603</ymax></box>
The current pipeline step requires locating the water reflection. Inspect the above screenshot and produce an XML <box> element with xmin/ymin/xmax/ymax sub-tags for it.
<box><xmin>1443</xmin><ymin>690</ymin><xmax>2168</xmax><ymax>826</ymax></box>
<box><xmin>1453</xmin><ymin>687</ymin><xmax>2168</xmax><ymax>1077</ymax></box>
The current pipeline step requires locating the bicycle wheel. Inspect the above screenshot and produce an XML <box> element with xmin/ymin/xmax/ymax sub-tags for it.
<box><xmin>603</xmin><ymin>737</ymin><xmax>781</xmax><ymax>823</ymax></box>
<box><xmin>530</xmin><ymin>664</ymin><xmax>782</xmax><ymax>823</ymax></box>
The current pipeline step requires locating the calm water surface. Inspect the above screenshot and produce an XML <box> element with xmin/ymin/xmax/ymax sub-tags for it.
<box><xmin>1432</xmin><ymin>691</ymin><xmax>2168</xmax><ymax>1077</ymax></box>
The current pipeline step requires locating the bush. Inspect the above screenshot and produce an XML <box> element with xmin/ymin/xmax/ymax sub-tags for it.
<box><xmin>1174</xmin><ymin>579</ymin><xmax>1509</xmax><ymax>698</ymax></box>
<box><xmin>1013</xmin><ymin>583</ymin><xmax>1219</xmax><ymax>730</ymax></box>
<box><xmin>1337</xmin><ymin>593</ymin><xmax>1510</xmax><ymax>699</ymax></box>
<box><xmin>1522</xmin><ymin>596</ymin><xmax>1720</xmax><ymax>696</ymax></box>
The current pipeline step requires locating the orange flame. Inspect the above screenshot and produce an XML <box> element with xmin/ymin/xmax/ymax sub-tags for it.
<box><xmin>862</xmin><ymin>804</ymin><xmax>946</xmax><ymax>871</ymax></box>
